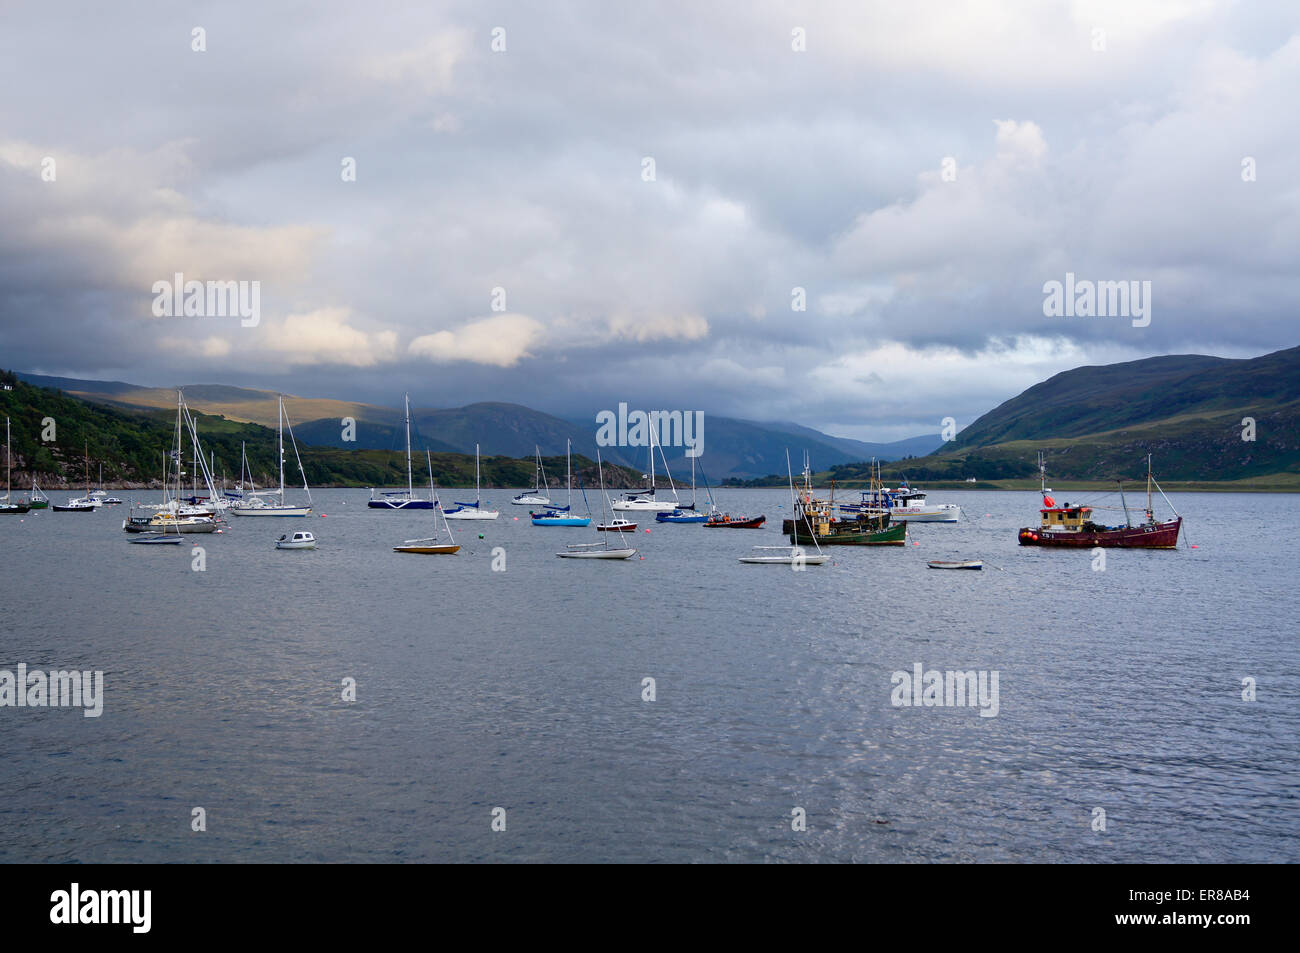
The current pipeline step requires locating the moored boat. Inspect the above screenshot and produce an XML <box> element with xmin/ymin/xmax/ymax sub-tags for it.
<box><xmin>276</xmin><ymin>531</ymin><xmax>317</xmax><ymax>550</ymax></box>
<box><xmin>1017</xmin><ymin>454</ymin><xmax>1182</xmax><ymax>549</ymax></box>
<box><xmin>1</xmin><ymin>417</ymin><xmax>30</xmax><ymax>514</ymax></box>
<box><xmin>928</xmin><ymin>560</ymin><xmax>983</xmax><ymax>570</ymax></box>
<box><xmin>368</xmin><ymin>394</ymin><xmax>435</xmax><ymax>509</ymax></box>
<box><xmin>704</xmin><ymin>513</ymin><xmax>766</xmax><ymax>528</ymax></box>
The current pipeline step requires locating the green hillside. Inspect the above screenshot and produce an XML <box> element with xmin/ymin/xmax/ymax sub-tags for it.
<box><xmin>0</xmin><ymin>371</ymin><xmax>641</xmax><ymax>490</ymax></box>
<box><xmin>825</xmin><ymin>345</ymin><xmax>1300</xmax><ymax>483</ymax></box>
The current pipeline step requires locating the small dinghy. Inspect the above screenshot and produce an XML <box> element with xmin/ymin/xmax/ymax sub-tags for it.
<box><xmin>277</xmin><ymin>531</ymin><xmax>317</xmax><ymax>550</ymax></box>
<box><xmin>738</xmin><ymin>545</ymin><xmax>829</xmax><ymax>565</ymax></box>
<box><xmin>927</xmin><ymin>560</ymin><xmax>983</xmax><ymax>570</ymax></box>
<box><xmin>596</xmin><ymin>518</ymin><xmax>636</xmax><ymax>532</ymax></box>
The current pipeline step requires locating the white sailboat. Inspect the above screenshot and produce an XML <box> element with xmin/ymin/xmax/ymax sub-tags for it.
<box><xmin>228</xmin><ymin>395</ymin><xmax>312</xmax><ymax>516</ymax></box>
<box><xmin>557</xmin><ymin>450</ymin><xmax>637</xmax><ymax>559</ymax></box>
<box><xmin>511</xmin><ymin>446</ymin><xmax>552</xmax><ymax>506</ymax></box>
<box><xmin>611</xmin><ymin>429</ymin><xmax>679</xmax><ymax>512</ymax></box>
<box><xmin>739</xmin><ymin>451</ymin><xmax>828</xmax><ymax>565</ymax></box>
<box><xmin>368</xmin><ymin>393</ymin><xmax>433</xmax><ymax>509</ymax></box>
<box><xmin>444</xmin><ymin>443</ymin><xmax>499</xmax><ymax>520</ymax></box>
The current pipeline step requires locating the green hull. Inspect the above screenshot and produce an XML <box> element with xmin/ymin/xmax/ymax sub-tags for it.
<box><xmin>789</xmin><ymin>520</ymin><xmax>906</xmax><ymax>546</ymax></box>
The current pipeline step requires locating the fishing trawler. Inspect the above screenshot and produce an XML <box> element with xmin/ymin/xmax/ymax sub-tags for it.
<box><xmin>1017</xmin><ymin>453</ymin><xmax>1182</xmax><ymax>549</ymax></box>
<box><xmin>783</xmin><ymin>459</ymin><xmax>905</xmax><ymax>545</ymax></box>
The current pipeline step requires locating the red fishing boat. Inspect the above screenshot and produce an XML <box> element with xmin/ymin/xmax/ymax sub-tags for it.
<box><xmin>703</xmin><ymin>513</ymin><xmax>766</xmax><ymax>528</ymax></box>
<box><xmin>1018</xmin><ymin>454</ymin><xmax>1182</xmax><ymax>549</ymax></box>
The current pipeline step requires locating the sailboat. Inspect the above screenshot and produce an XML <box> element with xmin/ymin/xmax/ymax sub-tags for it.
<box><xmin>91</xmin><ymin>463</ymin><xmax>124</xmax><ymax>505</ymax></box>
<box><xmin>0</xmin><ymin>417</ymin><xmax>30</xmax><ymax>514</ymax></box>
<box><xmin>53</xmin><ymin>443</ymin><xmax>97</xmax><ymax>511</ymax></box>
<box><xmin>394</xmin><ymin>452</ymin><xmax>461</xmax><ymax>554</ymax></box>
<box><xmin>129</xmin><ymin>423</ymin><xmax>190</xmax><ymax>545</ymax></box>
<box><xmin>656</xmin><ymin>455</ymin><xmax>713</xmax><ymax>523</ymax></box>
<box><xmin>443</xmin><ymin>444</ymin><xmax>499</xmax><ymax>520</ymax></box>
<box><xmin>512</xmin><ymin>447</ymin><xmax>552</xmax><ymax>506</ymax></box>
<box><xmin>532</xmin><ymin>440</ymin><xmax>591</xmax><ymax>526</ymax></box>
<box><xmin>556</xmin><ymin>450</ymin><xmax>637</xmax><ymax>559</ymax></box>
<box><xmin>368</xmin><ymin>394</ymin><xmax>434</xmax><ymax>509</ymax></box>
<box><xmin>612</xmin><ymin>429</ymin><xmax>680</xmax><ymax>512</ymax></box>
<box><xmin>228</xmin><ymin>395</ymin><xmax>313</xmax><ymax>516</ymax></box>
<box><xmin>1017</xmin><ymin>453</ymin><xmax>1182</xmax><ymax>548</ymax></box>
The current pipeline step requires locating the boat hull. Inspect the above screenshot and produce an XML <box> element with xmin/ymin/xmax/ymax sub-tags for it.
<box><xmin>393</xmin><ymin>544</ymin><xmax>461</xmax><ymax>554</ymax></box>
<box><xmin>368</xmin><ymin>499</ymin><xmax>434</xmax><ymax>509</ymax></box>
<box><xmin>703</xmin><ymin>515</ymin><xmax>766</xmax><ymax>528</ymax></box>
<box><xmin>444</xmin><ymin>508</ymin><xmax>499</xmax><ymax>520</ymax></box>
<box><xmin>928</xmin><ymin>560</ymin><xmax>983</xmax><ymax>570</ymax></box>
<box><xmin>0</xmin><ymin>504</ymin><xmax>30</xmax><ymax>514</ymax></box>
<box><xmin>1017</xmin><ymin>518</ymin><xmax>1181</xmax><ymax>549</ymax></box>
<box><xmin>126</xmin><ymin>519</ymin><xmax>218</xmax><ymax>533</ymax></box>
<box><xmin>531</xmin><ymin>516</ymin><xmax>592</xmax><ymax>526</ymax></box>
<box><xmin>556</xmin><ymin>548</ymin><xmax>637</xmax><ymax>559</ymax></box>
<box><xmin>229</xmin><ymin>506</ymin><xmax>312</xmax><ymax>517</ymax></box>
<box><xmin>789</xmin><ymin>521</ymin><xmax>906</xmax><ymax>545</ymax></box>
<box><xmin>596</xmin><ymin>522</ymin><xmax>636</xmax><ymax>532</ymax></box>
<box><xmin>51</xmin><ymin>504</ymin><xmax>95</xmax><ymax>512</ymax></box>
<box><xmin>655</xmin><ymin>512</ymin><xmax>707</xmax><ymax>523</ymax></box>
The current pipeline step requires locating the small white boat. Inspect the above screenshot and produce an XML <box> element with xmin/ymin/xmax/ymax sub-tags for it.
<box><xmin>276</xmin><ymin>531</ymin><xmax>317</xmax><ymax>550</ymax></box>
<box><xmin>927</xmin><ymin>560</ymin><xmax>982</xmax><ymax>570</ymax></box>
<box><xmin>738</xmin><ymin>545</ymin><xmax>830</xmax><ymax>565</ymax></box>
<box><xmin>130</xmin><ymin>533</ymin><xmax>185</xmax><ymax>545</ymax></box>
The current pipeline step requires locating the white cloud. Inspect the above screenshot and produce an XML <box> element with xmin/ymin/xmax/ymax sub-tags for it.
<box><xmin>409</xmin><ymin>314</ymin><xmax>545</xmax><ymax>367</ymax></box>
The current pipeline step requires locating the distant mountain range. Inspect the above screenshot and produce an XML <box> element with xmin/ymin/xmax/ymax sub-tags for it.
<box><xmin>14</xmin><ymin>372</ymin><xmax>941</xmax><ymax>481</ymax></box>
<box><xmin>829</xmin><ymin>345</ymin><xmax>1300</xmax><ymax>483</ymax></box>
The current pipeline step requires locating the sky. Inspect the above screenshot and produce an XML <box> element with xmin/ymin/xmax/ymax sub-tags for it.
<box><xmin>2</xmin><ymin>0</ymin><xmax>1298</xmax><ymax>441</ymax></box>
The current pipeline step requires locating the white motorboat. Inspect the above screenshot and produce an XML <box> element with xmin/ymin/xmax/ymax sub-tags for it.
<box><xmin>841</xmin><ymin>477</ymin><xmax>961</xmax><ymax>523</ymax></box>
<box><xmin>276</xmin><ymin>531</ymin><xmax>317</xmax><ymax>550</ymax></box>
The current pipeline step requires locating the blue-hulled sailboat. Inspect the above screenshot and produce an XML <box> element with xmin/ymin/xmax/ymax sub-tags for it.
<box><xmin>532</xmin><ymin>440</ymin><xmax>591</xmax><ymax>526</ymax></box>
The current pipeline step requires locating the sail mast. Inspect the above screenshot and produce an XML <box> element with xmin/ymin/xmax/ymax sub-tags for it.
<box><xmin>475</xmin><ymin>443</ymin><xmax>481</xmax><ymax>505</ymax></box>
<box><xmin>278</xmin><ymin>395</ymin><xmax>286</xmax><ymax>498</ymax></box>
<box><xmin>405</xmin><ymin>393</ymin><xmax>413</xmax><ymax>498</ymax></box>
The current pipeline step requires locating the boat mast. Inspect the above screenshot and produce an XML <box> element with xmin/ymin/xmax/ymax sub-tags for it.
<box><xmin>1146</xmin><ymin>453</ymin><xmax>1154</xmax><ymax>521</ymax></box>
<box><xmin>1117</xmin><ymin>480</ymin><xmax>1132</xmax><ymax>528</ymax></box>
<box><xmin>404</xmin><ymin>393</ymin><xmax>413</xmax><ymax>498</ymax></box>
<box><xmin>566</xmin><ymin>439</ymin><xmax>572</xmax><ymax>508</ymax></box>
<box><xmin>278</xmin><ymin>395</ymin><xmax>286</xmax><ymax>499</ymax></box>
<box><xmin>5</xmin><ymin>417</ymin><xmax>10</xmax><ymax>500</ymax></box>
<box><xmin>475</xmin><ymin>443</ymin><xmax>481</xmax><ymax>505</ymax></box>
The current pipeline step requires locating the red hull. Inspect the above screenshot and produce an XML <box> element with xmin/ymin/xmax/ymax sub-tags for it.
<box><xmin>703</xmin><ymin>515</ymin><xmax>766</xmax><ymax>528</ymax></box>
<box><xmin>1018</xmin><ymin>517</ymin><xmax>1181</xmax><ymax>548</ymax></box>
<box><xmin>596</xmin><ymin>523</ymin><xmax>636</xmax><ymax>532</ymax></box>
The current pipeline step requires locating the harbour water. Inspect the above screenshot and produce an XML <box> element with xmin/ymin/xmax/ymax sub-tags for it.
<box><xmin>1</xmin><ymin>489</ymin><xmax>1296</xmax><ymax>862</ymax></box>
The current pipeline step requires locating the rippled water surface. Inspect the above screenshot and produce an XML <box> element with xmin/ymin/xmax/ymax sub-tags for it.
<box><xmin>1</xmin><ymin>488</ymin><xmax>1296</xmax><ymax>862</ymax></box>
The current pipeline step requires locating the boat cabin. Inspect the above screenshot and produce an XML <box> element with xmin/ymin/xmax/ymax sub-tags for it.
<box><xmin>1038</xmin><ymin>502</ymin><xmax>1091</xmax><ymax>532</ymax></box>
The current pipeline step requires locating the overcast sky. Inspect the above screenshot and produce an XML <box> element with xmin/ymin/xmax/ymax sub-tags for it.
<box><xmin>2</xmin><ymin>1</ymin><xmax>1297</xmax><ymax>440</ymax></box>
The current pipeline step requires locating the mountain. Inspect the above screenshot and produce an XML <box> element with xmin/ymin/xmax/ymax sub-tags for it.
<box><xmin>0</xmin><ymin>371</ymin><xmax>644</xmax><ymax>490</ymax></box>
<box><xmin>17</xmin><ymin>372</ymin><xmax>935</xmax><ymax>480</ymax></box>
<box><xmin>829</xmin><ymin>345</ymin><xmax>1300</xmax><ymax>483</ymax></box>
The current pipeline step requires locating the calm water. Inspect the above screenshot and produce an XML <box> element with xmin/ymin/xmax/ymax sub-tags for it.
<box><xmin>1</xmin><ymin>488</ymin><xmax>1296</xmax><ymax>863</ymax></box>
